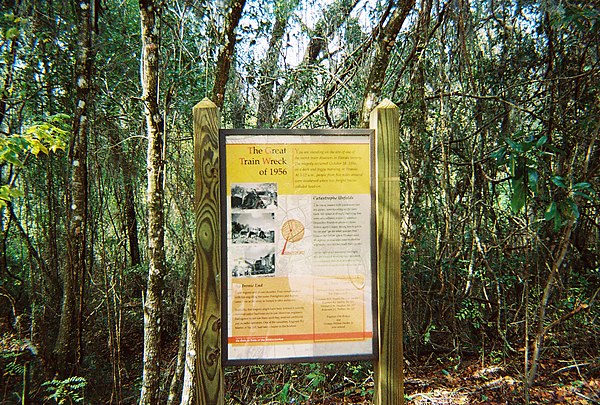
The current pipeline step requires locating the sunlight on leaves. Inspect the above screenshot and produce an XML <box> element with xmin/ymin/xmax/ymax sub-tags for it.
<box><xmin>0</xmin><ymin>114</ymin><xmax>70</xmax><ymax>207</ymax></box>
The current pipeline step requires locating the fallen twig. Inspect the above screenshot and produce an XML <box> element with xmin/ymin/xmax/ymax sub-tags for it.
<box><xmin>552</xmin><ymin>363</ymin><xmax>591</xmax><ymax>374</ymax></box>
<box><xmin>575</xmin><ymin>391</ymin><xmax>600</xmax><ymax>404</ymax></box>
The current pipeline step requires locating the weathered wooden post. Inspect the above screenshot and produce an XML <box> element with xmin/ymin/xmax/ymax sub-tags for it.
<box><xmin>371</xmin><ymin>99</ymin><xmax>404</xmax><ymax>404</ymax></box>
<box><xmin>193</xmin><ymin>98</ymin><xmax>225</xmax><ymax>404</ymax></box>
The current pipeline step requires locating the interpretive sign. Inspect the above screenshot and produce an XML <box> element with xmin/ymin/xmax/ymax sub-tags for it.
<box><xmin>220</xmin><ymin>129</ymin><xmax>377</xmax><ymax>365</ymax></box>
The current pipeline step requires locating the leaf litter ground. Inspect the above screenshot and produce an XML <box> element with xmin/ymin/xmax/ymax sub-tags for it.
<box><xmin>244</xmin><ymin>355</ymin><xmax>600</xmax><ymax>404</ymax></box>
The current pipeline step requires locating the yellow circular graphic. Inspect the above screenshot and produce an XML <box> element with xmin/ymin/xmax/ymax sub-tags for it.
<box><xmin>281</xmin><ymin>219</ymin><xmax>305</xmax><ymax>242</ymax></box>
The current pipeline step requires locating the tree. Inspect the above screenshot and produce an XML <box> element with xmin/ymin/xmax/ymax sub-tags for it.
<box><xmin>359</xmin><ymin>0</ymin><xmax>415</xmax><ymax>127</ymax></box>
<box><xmin>256</xmin><ymin>0</ymin><xmax>300</xmax><ymax>128</ymax></box>
<box><xmin>139</xmin><ymin>0</ymin><xmax>166</xmax><ymax>403</ymax></box>
<box><xmin>54</xmin><ymin>0</ymin><xmax>95</xmax><ymax>378</ymax></box>
<box><xmin>211</xmin><ymin>0</ymin><xmax>247</xmax><ymax>108</ymax></box>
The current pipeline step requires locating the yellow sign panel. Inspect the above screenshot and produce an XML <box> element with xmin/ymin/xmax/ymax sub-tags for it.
<box><xmin>226</xmin><ymin>143</ymin><xmax>371</xmax><ymax>195</ymax></box>
<box><xmin>222</xmin><ymin>130</ymin><xmax>376</xmax><ymax>365</ymax></box>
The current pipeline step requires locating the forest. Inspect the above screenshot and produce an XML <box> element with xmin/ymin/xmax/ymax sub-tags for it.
<box><xmin>0</xmin><ymin>0</ymin><xmax>598</xmax><ymax>403</ymax></box>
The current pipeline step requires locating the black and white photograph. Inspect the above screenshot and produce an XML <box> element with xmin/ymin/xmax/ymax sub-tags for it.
<box><xmin>231</xmin><ymin>212</ymin><xmax>275</xmax><ymax>244</ymax></box>
<box><xmin>231</xmin><ymin>246</ymin><xmax>276</xmax><ymax>277</ymax></box>
<box><xmin>231</xmin><ymin>183</ymin><xmax>278</xmax><ymax>210</ymax></box>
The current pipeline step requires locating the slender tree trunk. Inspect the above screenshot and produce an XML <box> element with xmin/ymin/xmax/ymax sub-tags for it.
<box><xmin>167</xmin><ymin>273</ymin><xmax>193</xmax><ymax>405</ymax></box>
<box><xmin>0</xmin><ymin>216</ymin><xmax>9</xmax><ymax>280</ymax></box>
<box><xmin>41</xmin><ymin>0</ymin><xmax>61</xmax><ymax>299</ymax></box>
<box><xmin>166</xmin><ymin>311</ymin><xmax>187</xmax><ymax>405</ymax></box>
<box><xmin>124</xmin><ymin>174</ymin><xmax>141</xmax><ymax>267</ymax></box>
<box><xmin>0</xmin><ymin>22</ymin><xmax>18</xmax><ymax>128</ymax></box>
<box><xmin>211</xmin><ymin>0</ymin><xmax>247</xmax><ymax>108</ymax></box>
<box><xmin>46</xmin><ymin>157</ymin><xmax>61</xmax><ymax>295</ymax></box>
<box><xmin>139</xmin><ymin>0</ymin><xmax>166</xmax><ymax>403</ymax></box>
<box><xmin>359</xmin><ymin>0</ymin><xmax>415</xmax><ymax>127</ymax></box>
<box><xmin>54</xmin><ymin>0</ymin><xmax>94</xmax><ymax>377</ymax></box>
<box><xmin>256</xmin><ymin>2</ymin><xmax>296</xmax><ymax>128</ymax></box>
<box><xmin>527</xmin><ymin>221</ymin><xmax>574</xmax><ymax>387</ymax></box>
<box><xmin>180</xmin><ymin>267</ymin><xmax>197</xmax><ymax>405</ymax></box>
<box><xmin>108</xmin><ymin>123</ymin><xmax>141</xmax><ymax>267</ymax></box>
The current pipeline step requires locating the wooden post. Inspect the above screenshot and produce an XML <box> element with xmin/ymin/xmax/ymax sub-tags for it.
<box><xmin>193</xmin><ymin>98</ymin><xmax>224</xmax><ymax>405</ymax></box>
<box><xmin>371</xmin><ymin>99</ymin><xmax>404</xmax><ymax>405</ymax></box>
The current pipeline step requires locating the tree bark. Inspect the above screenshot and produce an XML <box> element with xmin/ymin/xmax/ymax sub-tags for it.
<box><xmin>179</xmin><ymin>256</ymin><xmax>197</xmax><ymax>405</ymax></box>
<box><xmin>167</xmin><ymin>271</ymin><xmax>194</xmax><ymax>405</ymax></box>
<box><xmin>211</xmin><ymin>0</ymin><xmax>247</xmax><ymax>108</ymax></box>
<box><xmin>54</xmin><ymin>0</ymin><xmax>94</xmax><ymax>378</ymax></box>
<box><xmin>124</xmin><ymin>160</ymin><xmax>141</xmax><ymax>267</ymax></box>
<box><xmin>180</xmin><ymin>284</ymin><xmax>197</xmax><ymax>405</ymax></box>
<box><xmin>359</xmin><ymin>0</ymin><xmax>415</xmax><ymax>127</ymax></box>
<box><xmin>139</xmin><ymin>0</ymin><xmax>167</xmax><ymax>403</ymax></box>
<box><xmin>256</xmin><ymin>1</ymin><xmax>298</xmax><ymax>128</ymax></box>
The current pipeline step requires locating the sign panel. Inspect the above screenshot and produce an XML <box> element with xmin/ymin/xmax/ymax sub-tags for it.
<box><xmin>221</xmin><ymin>129</ymin><xmax>377</xmax><ymax>365</ymax></box>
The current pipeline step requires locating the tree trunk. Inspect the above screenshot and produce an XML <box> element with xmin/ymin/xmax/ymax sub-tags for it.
<box><xmin>54</xmin><ymin>0</ymin><xmax>94</xmax><ymax>378</ymax></box>
<box><xmin>359</xmin><ymin>0</ymin><xmax>415</xmax><ymax>127</ymax></box>
<box><xmin>139</xmin><ymin>1</ymin><xmax>167</xmax><ymax>404</ymax></box>
<box><xmin>211</xmin><ymin>0</ymin><xmax>247</xmax><ymax>108</ymax></box>
<box><xmin>180</xmin><ymin>295</ymin><xmax>197</xmax><ymax>405</ymax></box>
<box><xmin>45</xmin><ymin>157</ymin><xmax>62</xmax><ymax>297</ymax></box>
<box><xmin>527</xmin><ymin>221</ymin><xmax>574</xmax><ymax>387</ymax></box>
<box><xmin>167</xmin><ymin>272</ymin><xmax>194</xmax><ymax>405</ymax></box>
<box><xmin>0</xmin><ymin>19</ymin><xmax>18</xmax><ymax>129</ymax></box>
<box><xmin>124</xmin><ymin>174</ymin><xmax>141</xmax><ymax>267</ymax></box>
<box><xmin>108</xmin><ymin>122</ymin><xmax>141</xmax><ymax>268</ymax></box>
<box><xmin>256</xmin><ymin>1</ymin><xmax>297</xmax><ymax>128</ymax></box>
<box><xmin>180</xmin><ymin>261</ymin><xmax>197</xmax><ymax>405</ymax></box>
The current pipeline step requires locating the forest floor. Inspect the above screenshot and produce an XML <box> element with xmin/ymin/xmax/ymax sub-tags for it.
<box><xmin>401</xmin><ymin>355</ymin><xmax>600</xmax><ymax>405</ymax></box>
<box><xmin>301</xmin><ymin>355</ymin><xmax>600</xmax><ymax>405</ymax></box>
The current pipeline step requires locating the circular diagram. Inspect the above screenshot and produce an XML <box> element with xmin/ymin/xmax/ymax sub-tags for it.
<box><xmin>281</xmin><ymin>219</ymin><xmax>305</xmax><ymax>254</ymax></box>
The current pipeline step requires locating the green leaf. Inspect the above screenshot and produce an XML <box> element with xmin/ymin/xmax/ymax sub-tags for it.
<box><xmin>506</xmin><ymin>138</ymin><xmax>524</xmax><ymax>153</ymax></box>
<box><xmin>0</xmin><ymin>185</ymin><xmax>22</xmax><ymax>205</ymax></box>
<box><xmin>0</xmin><ymin>149</ymin><xmax>22</xmax><ymax>166</ymax></box>
<box><xmin>554</xmin><ymin>210</ymin><xmax>563</xmax><ymax>230</ymax></box>
<box><xmin>511</xmin><ymin>178</ymin><xmax>527</xmax><ymax>213</ymax></box>
<box><xmin>9</xmin><ymin>187</ymin><xmax>24</xmax><ymax>198</ymax></box>
<box><xmin>567</xmin><ymin>199</ymin><xmax>580</xmax><ymax>220</ymax></box>
<box><xmin>0</xmin><ymin>185</ymin><xmax>11</xmax><ymax>201</ymax></box>
<box><xmin>528</xmin><ymin>169</ymin><xmax>539</xmax><ymax>194</ymax></box>
<box><xmin>5</xmin><ymin>27</ymin><xmax>19</xmax><ymax>40</ymax></box>
<box><xmin>551</xmin><ymin>176</ymin><xmax>567</xmax><ymax>188</ymax></box>
<box><xmin>572</xmin><ymin>182</ymin><xmax>591</xmax><ymax>190</ymax></box>
<box><xmin>573</xmin><ymin>190</ymin><xmax>593</xmax><ymax>201</ymax></box>
<box><xmin>511</xmin><ymin>155</ymin><xmax>527</xmax><ymax>179</ymax></box>
<box><xmin>536</xmin><ymin>135</ymin><xmax>548</xmax><ymax>147</ymax></box>
<box><xmin>545</xmin><ymin>202</ymin><xmax>557</xmax><ymax>221</ymax></box>
<box><xmin>27</xmin><ymin>138</ymin><xmax>49</xmax><ymax>156</ymax></box>
<box><xmin>490</xmin><ymin>146</ymin><xmax>507</xmax><ymax>164</ymax></box>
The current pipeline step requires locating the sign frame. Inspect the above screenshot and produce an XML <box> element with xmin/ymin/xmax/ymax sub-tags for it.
<box><xmin>220</xmin><ymin>129</ymin><xmax>378</xmax><ymax>366</ymax></box>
